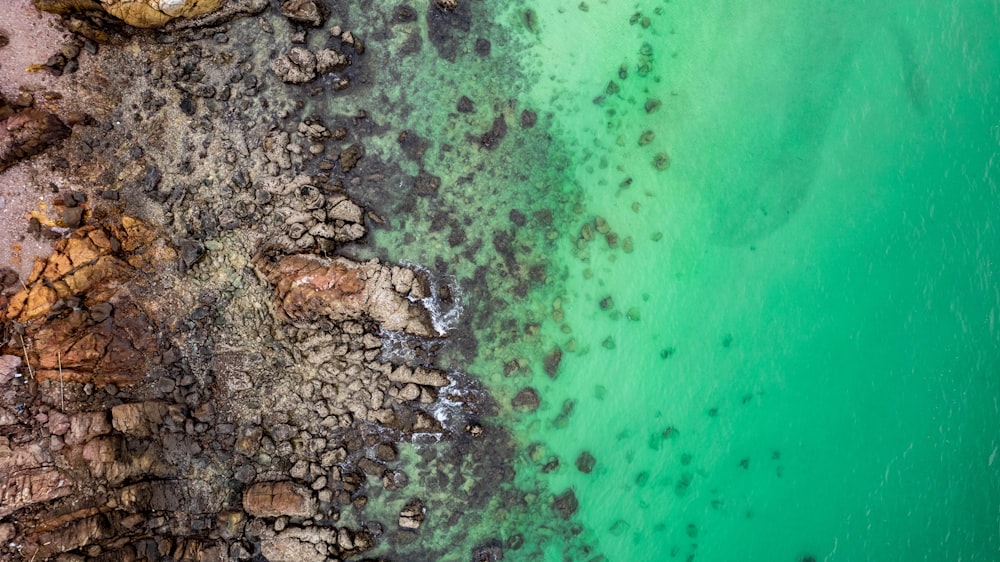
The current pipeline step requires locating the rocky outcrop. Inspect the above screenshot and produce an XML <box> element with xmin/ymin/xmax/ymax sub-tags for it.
<box><xmin>256</xmin><ymin>253</ymin><xmax>441</xmax><ymax>337</ymax></box>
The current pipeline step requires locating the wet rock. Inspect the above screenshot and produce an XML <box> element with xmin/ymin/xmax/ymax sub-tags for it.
<box><xmin>511</xmin><ymin>387</ymin><xmax>540</xmax><ymax>412</ymax></box>
<box><xmin>357</xmin><ymin>457</ymin><xmax>386</xmax><ymax>477</ymax></box>
<box><xmin>520</xmin><ymin>109</ymin><xmax>537</xmax><ymax>128</ymax></box>
<box><xmin>552</xmin><ymin>488</ymin><xmax>578</xmax><ymax>519</ymax></box>
<box><xmin>472</xmin><ymin>539</ymin><xmax>504</xmax><ymax>561</ymax></box>
<box><xmin>397</xmin><ymin>129</ymin><xmax>430</xmax><ymax>161</ymax></box>
<box><xmin>376</xmin><ymin>442</ymin><xmax>398</xmax><ymax>462</ymax></box>
<box><xmin>479</xmin><ymin>115</ymin><xmax>507</xmax><ymax>149</ymax></box>
<box><xmin>340</xmin><ymin>143</ymin><xmax>364</xmax><ymax>172</ymax></box>
<box><xmin>413</xmin><ymin>169</ymin><xmax>441</xmax><ymax>196</ymax></box>
<box><xmin>398</xmin><ymin>498</ymin><xmax>425</xmax><ymax>529</ymax></box>
<box><xmin>393</xmin><ymin>4</ymin><xmax>418</xmax><ymax>22</ymax></box>
<box><xmin>543</xmin><ymin>347</ymin><xmax>562</xmax><ymax>378</ymax></box>
<box><xmin>474</xmin><ymin>37</ymin><xmax>491</xmax><ymax>57</ymax></box>
<box><xmin>654</xmin><ymin>152</ymin><xmax>671</xmax><ymax>171</ymax></box>
<box><xmin>575</xmin><ymin>451</ymin><xmax>596</xmax><ymax>474</ymax></box>
<box><xmin>457</xmin><ymin>95</ymin><xmax>475</xmax><ymax>113</ymax></box>
<box><xmin>387</xmin><ymin>365</ymin><xmax>449</xmax><ymax>387</ymax></box>
<box><xmin>243</xmin><ymin>481</ymin><xmax>317</xmax><ymax>518</ymax></box>
<box><xmin>280</xmin><ymin>0</ymin><xmax>327</xmax><ymax>26</ymax></box>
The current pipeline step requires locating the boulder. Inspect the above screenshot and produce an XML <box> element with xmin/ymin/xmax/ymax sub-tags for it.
<box><xmin>243</xmin><ymin>481</ymin><xmax>316</xmax><ymax>518</ymax></box>
<box><xmin>271</xmin><ymin>48</ymin><xmax>317</xmax><ymax>84</ymax></box>
<box><xmin>2</xmin><ymin>222</ymin><xmax>167</xmax><ymax>387</ymax></box>
<box><xmin>398</xmin><ymin>498</ymin><xmax>425</xmax><ymax>529</ymax></box>
<box><xmin>280</xmin><ymin>0</ymin><xmax>326</xmax><ymax>26</ymax></box>
<box><xmin>36</xmin><ymin>0</ymin><xmax>223</xmax><ymax>27</ymax></box>
<box><xmin>0</xmin><ymin>446</ymin><xmax>74</xmax><ymax>517</ymax></box>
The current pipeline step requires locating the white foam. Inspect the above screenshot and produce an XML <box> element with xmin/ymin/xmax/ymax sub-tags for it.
<box><xmin>402</xmin><ymin>261</ymin><xmax>463</xmax><ymax>335</ymax></box>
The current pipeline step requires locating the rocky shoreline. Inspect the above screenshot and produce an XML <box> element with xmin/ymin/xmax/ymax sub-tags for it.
<box><xmin>0</xmin><ymin>1</ymin><xmax>519</xmax><ymax>560</ymax></box>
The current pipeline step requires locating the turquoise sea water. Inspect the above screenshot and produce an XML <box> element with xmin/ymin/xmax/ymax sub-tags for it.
<box><xmin>331</xmin><ymin>1</ymin><xmax>999</xmax><ymax>560</ymax></box>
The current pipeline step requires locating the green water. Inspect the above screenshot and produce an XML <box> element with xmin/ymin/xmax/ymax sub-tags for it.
<box><xmin>503</xmin><ymin>1</ymin><xmax>1000</xmax><ymax>560</ymax></box>
<box><xmin>323</xmin><ymin>1</ymin><xmax>1000</xmax><ymax>560</ymax></box>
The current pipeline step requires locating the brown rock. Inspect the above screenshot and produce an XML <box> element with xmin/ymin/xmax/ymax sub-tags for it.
<box><xmin>256</xmin><ymin>253</ymin><xmax>440</xmax><ymax>337</ymax></box>
<box><xmin>0</xmin><ymin>107</ymin><xmax>70</xmax><ymax>172</ymax></box>
<box><xmin>0</xmin><ymin>446</ymin><xmax>74</xmax><ymax>517</ymax></box>
<box><xmin>111</xmin><ymin>401</ymin><xmax>167</xmax><ymax>436</ymax></box>
<box><xmin>3</xmin><ymin>222</ymin><xmax>165</xmax><ymax>387</ymax></box>
<box><xmin>552</xmin><ymin>489</ymin><xmax>578</xmax><ymax>519</ymax></box>
<box><xmin>64</xmin><ymin>411</ymin><xmax>112</xmax><ymax>446</ymax></box>
<box><xmin>243</xmin><ymin>481</ymin><xmax>316</xmax><ymax>518</ymax></box>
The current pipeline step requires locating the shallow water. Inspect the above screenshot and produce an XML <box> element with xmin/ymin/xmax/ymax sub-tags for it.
<box><xmin>330</xmin><ymin>1</ymin><xmax>999</xmax><ymax>560</ymax></box>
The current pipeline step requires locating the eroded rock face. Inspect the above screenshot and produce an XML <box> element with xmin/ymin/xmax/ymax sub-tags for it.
<box><xmin>256</xmin><ymin>253</ymin><xmax>440</xmax><ymax>337</ymax></box>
